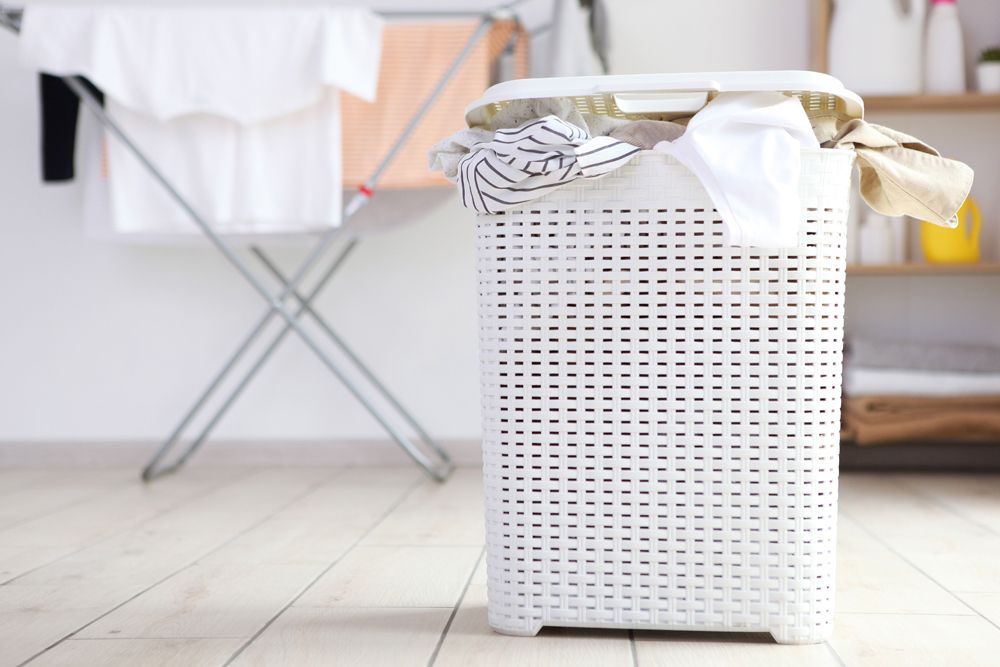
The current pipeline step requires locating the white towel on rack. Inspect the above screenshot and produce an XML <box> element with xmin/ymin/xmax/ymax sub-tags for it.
<box><xmin>19</xmin><ymin>6</ymin><xmax>383</xmax><ymax>235</ymax></box>
<box><xmin>545</xmin><ymin>0</ymin><xmax>604</xmax><ymax>77</ymax></box>
<box><xmin>18</xmin><ymin>5</ymin><xmax>381</xmax><ymax>121</ymax></box>
<box><xmin>653</xmin><ymin>91</ymin><xmax>820</xmax><ymax>248</ymax></box>
<box><xmin>843</xmin><ymin>367</ymin><xmax>1000</xmax><ymax>397</ymax></box>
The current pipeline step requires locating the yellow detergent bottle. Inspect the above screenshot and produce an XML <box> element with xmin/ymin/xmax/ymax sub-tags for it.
<box><xmin>920</xmin><ymin>196</ymin><xmax>981</xmax><ymax>264</ymax></box>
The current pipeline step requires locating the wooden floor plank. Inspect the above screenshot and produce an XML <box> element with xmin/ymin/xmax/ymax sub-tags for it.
<box><xmin>955</xmin><ymin>592</ymin><xmax>1000</xmax><ymax>628</ymax></box>
<box><xmin>361</xmin><ymin>469</ymin><xmax>485</xmax><ymax>547</ymax></box>
<box><xmin>633</xmin><ymin>631</ymin><xmax>838</xmax><ymax>666</ymax></box>
<box><xmin>840</xmin><ymin>475</ymin><xmax>1000</xmax><ymax>594</ymax></box>
<box><xmin>0</xmin><ymin>469</ymin><xmax>133</xmax><ymax>531</ymax></box>
<box><xmin>835</xmin><ymin>514</ymin><xmax>970</xmax><ymax>615</ymax></box>
<box><xmin>470</xmin><ymin>552</ymin><xmax>488</xmax><ymax>587</ymax></box>
<box><xmin>78</xmin><ymin>560</ymin><xmax>325</xmax><ymax>640</ymax></box>
<box><xmin>77</xmin><ymin>470</ymin><xmax>418</xmax><ymax>640</ymax></box>
<box><xmin>830</xmin><ymin>613</ymin><xmax>1000</xmax><ymax>667</ymax></box>
<box><xmin>295</xmin><ymin>545</ymin><xmax>481</xmax><ymax>609</ymax></box>
<box><xmin>136</xmin><ymin>468</ymin><xmax>334</xmax><ymax>536</ymax></box>
<box><xmin>230</xmin><ymin>607</ymin><xmax>452</xmax><ymax>667</ymax></box>
<box><xmin>2</xmin><ymin>469</ymin><xmax>1000</xmax><ymax>666</ymax></box>
<box><xmin>1</xmin><ymin>469</ymin><xmax>246</xmax><ymax>548</ymax></box>
<box><xmin>225</xmin><ymin>468</ymin><xmax>422</xmax><ymax>565</ymax></box>
<box><xmin>432</xmin><ymin>584</ymin><xmax>633</xmax><ymax>667</ymax></box>
<box><xmin>0</xmin><ymin>469</ymin><xmax>250</xmax><ymax>583</ymax></box>
<box><xmin>895</xmin><ymin>473</ymin><xmax>1000</xmax><ymax>536</ymax></box>
<box><xmin>0</xmin><ymin>545</ymin><xmax>69</xmax><ymax>584</ymax></box>
<box><xmin>29</xmin><ymin>638</ymin><xmax>243</xmax><ymax>667</ymax></box>
<box><xmin>0</xmin><ymin>469</ymin><xmax>75</xmax><ymax>494</ymax></box>
<box><xmin>0</xmin><ymin>468</ymin><xmax>334</xmax><ymax>666</ymax></box>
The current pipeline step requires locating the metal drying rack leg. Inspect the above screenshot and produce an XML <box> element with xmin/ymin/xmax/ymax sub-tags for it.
<box><xmin>65</xmin><ymin>73</ymin><xmax>453</xmax><ymax>483</ymax></box>
<box><xmin>54</xmin><ymin>14</ymin><xmax>498</xmax><ymax>482</ymax></box>
<box><xmin>0</xmin><ymin>4</ymin><xmax>506</xmax><ymax>482</ymax></box>
<box><xmin>141</xmin><ymin>239</ymin><xmax>361</xmax><ymax>481</ymax></box>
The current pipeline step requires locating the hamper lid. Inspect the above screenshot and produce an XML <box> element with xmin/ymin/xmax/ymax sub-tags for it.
<box><xmin>465</xmin><ymin>70</ymin><xmax>863</xmax><ymax>127</ymax></box>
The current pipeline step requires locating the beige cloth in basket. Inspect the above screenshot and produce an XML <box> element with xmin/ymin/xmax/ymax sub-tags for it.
<box><xmin>813</xmin><ymin>116</ymin><xmax>973</xmax><ymax>227</ymax></box>
<box><xmin>341</xmin><ymin>19</ymin><xmax>528</xmax><ymax>190</ymax></box>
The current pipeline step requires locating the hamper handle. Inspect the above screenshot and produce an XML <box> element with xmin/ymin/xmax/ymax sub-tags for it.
<box><xmin>604</xmin><ymin>80</ymin><xmax>720</xmax><ymax>114</ymax></box>
<box><xmin>613</xmin><ymin>91</ymin><xmax>711</xmax><ymax>114</ymax></box>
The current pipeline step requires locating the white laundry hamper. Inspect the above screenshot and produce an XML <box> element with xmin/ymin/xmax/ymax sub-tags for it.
<box><xmin>466</xmin><ymin>72</ymin><xmax>863</xmax><ymax>645</ymax></box>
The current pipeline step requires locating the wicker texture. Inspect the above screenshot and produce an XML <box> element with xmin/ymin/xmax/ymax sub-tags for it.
<box><xmin>482</xmin><ymin>89</ymin><xmax>852</xmax><ymax>123</ymax></box>
<box><xmin>475</xmin><ymin>150</ymin><xmax>854</xmax><ymax>644</ymax></box>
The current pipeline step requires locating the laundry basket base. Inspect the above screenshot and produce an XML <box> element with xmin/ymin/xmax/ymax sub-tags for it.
<box><xmin>488</xmin><ymin>622</ymin><xmax>541</xmax><ymax>638</ymax></box>
<box><xmin>487</xmin><ymin>619</ymin><xmax>830</xmax><ymax>645</ymax></box>
<box><xmin>769</xmin><ymin>624</ymin><xmax>834</xmax><ymax>645</ymax></box>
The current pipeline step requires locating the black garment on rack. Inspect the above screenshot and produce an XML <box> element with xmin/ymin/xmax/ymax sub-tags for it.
<box><xmin>38</xmin><ymin>74</ymin><xmax>104</xmax><ymax>183</ymax></box>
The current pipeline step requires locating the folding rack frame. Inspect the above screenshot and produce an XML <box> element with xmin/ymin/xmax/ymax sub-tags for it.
<box><xmin>0</xmin><ymin>3</ymin><xmax>522</xmax><ymax>482</ymax></box>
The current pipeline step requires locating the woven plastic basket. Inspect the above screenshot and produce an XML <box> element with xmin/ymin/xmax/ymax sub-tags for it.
<box><xmin>475</xmin><ymin>146</ymin><xmax>854</xmax><ymax>644</ymax></box>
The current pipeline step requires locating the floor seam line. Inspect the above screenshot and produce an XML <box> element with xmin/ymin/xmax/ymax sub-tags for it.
<box><xmin>824</xmin><ymin>639</ymin><xmax>847</xmax><ymax>667</ymax></box>
<box><xmin>0</xmin><ymin>468</ymin><xmax>261</xmax><ymax>586</ymax></box>
<box><xmin>16</xmin><ymin>468</ymin><xmax>342</xmax><ymax>667</ymax></box>
<box><xmin>56</xmin><ymin>636</ymin><xmax>248</xmax><ymax>641</ymax></box>
<box><xmin>893</xmin><ymin>476</ymin><xmax>1000</xmax><ymax>539</ymax></box>
<box><xmin>0</xmin><ymin>475</ymin><xmax>137</xmax><ymax>535</ymax></box>
<box><xmin>839</xmin><ymin>504</ymin><xmax>1000</xmax><ymax>633</ymax></box>
<box><xmin>220</xmin><ymin>474</ymin><xmax>428</xmax><ymax>666</ymax></box>
<box><xmin>427</xmin><ymin>545</ymin><xmax>485</xmax><ymax>667</ymax></box>
<box><xmin>292</xmin><ymin>603</ymin><xmax>467</xmax><ymax>609</ymax></box>
<box><xmin>837</xmin><ymin>611</ymin><xmax>978</xmax><ymax>616</ymax></box>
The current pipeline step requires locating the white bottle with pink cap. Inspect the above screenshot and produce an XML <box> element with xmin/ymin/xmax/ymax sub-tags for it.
<box><xmin>925</xmin><ymin>0</ymin><xmax>967</xmax><ymax>94</ymax></box>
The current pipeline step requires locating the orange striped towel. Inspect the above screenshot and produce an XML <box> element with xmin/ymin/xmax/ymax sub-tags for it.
<box><xmin>340</xmin><ymin>19</ymin><xmax>529</xmax><ymax>190</ymax></box>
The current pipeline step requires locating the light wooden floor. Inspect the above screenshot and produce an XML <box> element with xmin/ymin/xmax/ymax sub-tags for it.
<box><xmin>1</xmin><ymin>467</ymin><xmax>999</xmax><ymax>667</ymax></box>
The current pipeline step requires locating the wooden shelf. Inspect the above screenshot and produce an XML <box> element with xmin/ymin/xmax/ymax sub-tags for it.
<box><xmin>809</xmin><ymin>3</ymin><xmax>1000</xmax><ymax>114</ymax></box>
<box><xmin>863</xmin><ymin>93</ymin><xmax>1000</xmax><ymax>113</ymax></box>
<box><xmin>847</xmin><ymin>262</ymin><xmax>1000</xmax><ymax>276</ymax></box>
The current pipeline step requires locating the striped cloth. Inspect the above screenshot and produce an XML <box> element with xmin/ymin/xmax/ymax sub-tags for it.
<box><xmin>454</xmin><ymin>115</ymin><xmax>642</xmax><ymax>214</ymax></box>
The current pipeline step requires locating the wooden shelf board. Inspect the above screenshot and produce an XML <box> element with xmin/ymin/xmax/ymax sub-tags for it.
<box><xmin>863</xmin><ymin>93</ymin><xmax>1000</xmax><ymax>112</ymax></box>
<box><xmin>847</xmin><ymin>262</ymin><xmax>1000</xmax><ymax>276</ymax></box>
<box><xmin>812</xmin><ymin>2</ymin><xmax>1000</xmax><ymax>113</ymax></box>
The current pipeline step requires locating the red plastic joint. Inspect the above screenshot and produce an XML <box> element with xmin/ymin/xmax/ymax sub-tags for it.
<box><xmin>358</xmin><ymin>185</ymin><xmax>374</xmax><ymax>198</ymax></box>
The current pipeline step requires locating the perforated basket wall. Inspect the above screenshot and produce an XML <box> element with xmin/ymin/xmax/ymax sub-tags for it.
<box><xmin>480</xmin><ymin>89</ymin><xmax>850</xmax><ymax>123</ymax></box>
<box><xmin>475</xmin><ymin>149</ymin><xmax>854</xmax><ymax>645</ymax></box>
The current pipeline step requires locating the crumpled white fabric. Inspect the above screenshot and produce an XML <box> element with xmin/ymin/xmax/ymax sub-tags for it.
<box><xmin>428</xmin><ymin>127</ymin><xmax>493</xmax><ymax>183</ymax></box>
<box><xmin>18</xmin><ymin>5</ymin><xmax>383</xmax><ymax>122</ymax></box>
<box><xmin>653</xmin><ymin>91</ymin><xmax>820</xmax><ymax>248</ymax></box>
<box><xmin>434</xmin><ymin>92</ymin><xmax>822</xmax><ymax>247</ymax></box>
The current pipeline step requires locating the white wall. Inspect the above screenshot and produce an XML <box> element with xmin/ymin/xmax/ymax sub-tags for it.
<box><xmin>609</xmin><ymin>0</ymin><xmax>810</xmax><ymax>74</ymax></box>
<box><xmin>1</xmin><ymin>0</ymin><xmax>997</xmax><ymax>444</ymax></box>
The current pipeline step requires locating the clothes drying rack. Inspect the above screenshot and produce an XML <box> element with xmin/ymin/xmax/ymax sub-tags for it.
<box><xmin>0</xmin><ymin>3</ymin><xmax>526</xmax><ymax>482</ymax></box>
